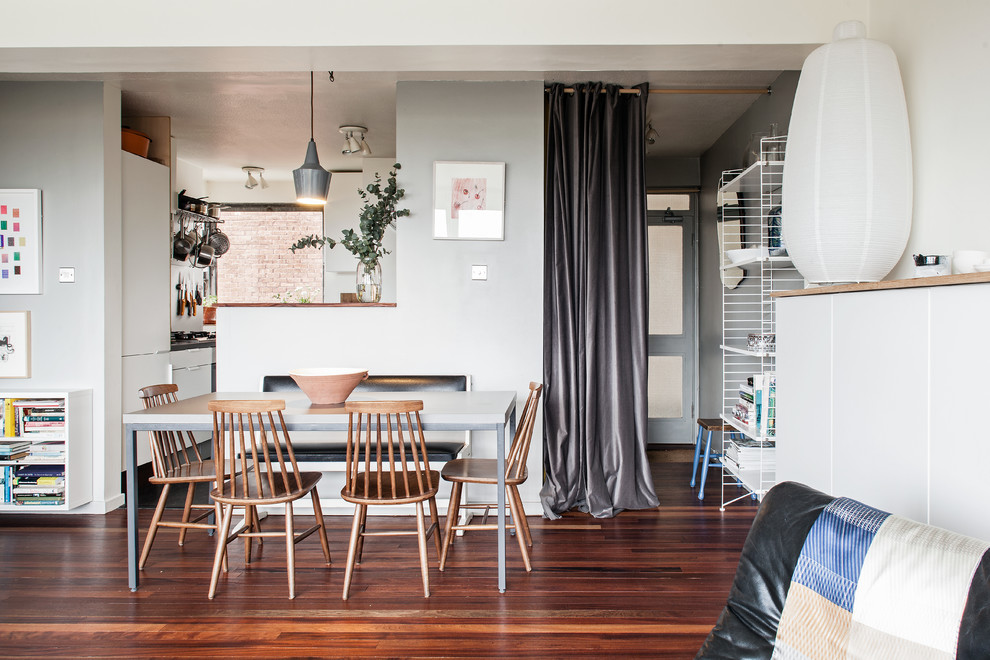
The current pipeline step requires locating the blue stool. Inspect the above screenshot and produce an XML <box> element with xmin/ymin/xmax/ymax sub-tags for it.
<box><xmin>690</xmin><ymin>418</ymin><xmax>735</xmax><ymax>500</ymax></box>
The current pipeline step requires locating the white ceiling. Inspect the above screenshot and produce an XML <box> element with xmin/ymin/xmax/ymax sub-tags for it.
<box><xmin>111</xmin><ymin>69</ymin><xmax>784</xmax><ymax>182</ymax></box>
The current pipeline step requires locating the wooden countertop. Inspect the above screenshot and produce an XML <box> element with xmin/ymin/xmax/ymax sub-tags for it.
<box><xmin>772</xmin><ymin>271</ymin><xmax>990</xmax><ymax>298</ymax></box>
<box><xmin>214</xmin><ymin>302</ymin><xmax>396</xmax><ymax>308</ymax></box>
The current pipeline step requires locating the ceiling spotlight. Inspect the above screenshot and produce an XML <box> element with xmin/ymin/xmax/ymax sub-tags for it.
<box><xmin>340</xmin><ymin>125</ymin><xmax>371</xmax><ymax>156</ymax></box>
<box><xmin>242</xmin><ymin>166</ymin><xmax>264</xmax><ymax>189</ymax></box>
<box><xmin>646</xmin><ymin>122</ymin><xmax>660</xmax><ymax>146</ymax></box>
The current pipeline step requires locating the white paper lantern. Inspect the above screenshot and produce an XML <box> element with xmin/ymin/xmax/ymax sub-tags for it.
<box><xmin>782</xmin><ymin>20</ymin><xmax>912</xmax><ymax>284</ymax></box>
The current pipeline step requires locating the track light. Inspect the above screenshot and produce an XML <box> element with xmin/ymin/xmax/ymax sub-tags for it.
<box><xmin>340</xmin><ymin>125</ymin><xmax>371</xmax><ymax>156</ymax></box>
<box><xmin>293</xmin><ymin>72</ymin><xmax>332</xmax><ymax>205</ymax></box>
<box><xmin>646</xmin><ymin>122</ymin><xmax>660</xmax><ymax>146</ymax></box>
<box><xmin>242</xmin><ymin>166</ymin><xmax>264</xmax><ymax>189</ymax></box>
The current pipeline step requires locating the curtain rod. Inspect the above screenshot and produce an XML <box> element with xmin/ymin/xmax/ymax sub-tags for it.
<box><xmin>546</xmin><ymin>87</ymin><xmax>771</xmax><ymax>96</ymax></box>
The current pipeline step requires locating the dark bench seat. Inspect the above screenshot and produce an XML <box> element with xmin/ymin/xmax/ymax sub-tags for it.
<box><xmin>262</xmin><ymin>374</ymin><xmax>470</xmax><ymax>464</ymax></box>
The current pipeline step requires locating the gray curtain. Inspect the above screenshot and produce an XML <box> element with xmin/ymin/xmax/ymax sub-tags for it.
<box><xmin>540</xmin><ymin>82</ymin><xmax>660</xmax><ymax>519</ymax></box>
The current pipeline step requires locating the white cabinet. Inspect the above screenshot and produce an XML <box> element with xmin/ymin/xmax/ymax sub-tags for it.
<box><xmin>775</xmin><ymin>278</ymin><xmax>990</xmax><ymax>543</ymax></box>
<box><xmin>121</xmin><ymin>151</ymin><xmax>170</xmax><ymax>356</ymax></box>
<box><xmin>0</xmin><ymin>389</ymin><xmax>92</xmax><ymax>512</ymax></box>
<box><xmin>717</xmin><ymin>135</ymin><xmax>801</xmax><ymax>508</ymax></box>
<box><xmin>121</xmin><ymin>151</ymin><xmax>171</xmax><ymax>467</ymax></box>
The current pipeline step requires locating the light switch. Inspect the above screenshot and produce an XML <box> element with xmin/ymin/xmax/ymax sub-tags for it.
<box><xmin>58</xmin><ymin>267</ymin><xmax>75</xmax><ymax>283</ymax></box>
<box><xmin>471</xmin><ymin>265</ymin><xmax>488</xmax><ymax>281</ymax></box>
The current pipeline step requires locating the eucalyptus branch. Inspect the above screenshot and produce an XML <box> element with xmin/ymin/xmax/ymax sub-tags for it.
<box><xmin>289</xmin><ymin>163</ymin><xmax>409</xmax><ymax>273</ymax></box>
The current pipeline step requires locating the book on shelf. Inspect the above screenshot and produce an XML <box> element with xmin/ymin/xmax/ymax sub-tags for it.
<box><xmin>0</xmin><ymin>439</ymin><xmax>30</xmax><ymax>452</ymax></box>
<box><xmin>11</xmin><ymin>399</ymin><xmax>64</xmax><ymax>408</ymax></box>
<box><xmin>0</xmin><ymin>450</ymin><xmax>30</xmax><ymax>462</ymax></box>
<box><xmin>13</xmin><ymin>484</ymin><xmax>65</xmax><ymax>496</ymax></box>
<box><xmin>15</xmin><ymin>475</ymin><xmax>64</xmax><ymax>487</ymax></box>
<box><xmin>22</xmin><ymin>413</ymin><xmax>65</xmax><ymax>422</ymax></box>
<box><xmin>14</xmin><ymin>494</ymin><xmax>65</xmax><ymax>505</ymax></box>
<box><xmin>0</xmin><ymin>465</ymin><xmax>11</xmax><ymax>503</ymax></box>
<box><xmin>14</xmin><ymin>464</ymin><xmax>65</xmax><ymax>479</ymax></box>
<box><xmin>23</xmin><ymin>420</ymin><xmax>65</xmax><ymax>429</ymax></box>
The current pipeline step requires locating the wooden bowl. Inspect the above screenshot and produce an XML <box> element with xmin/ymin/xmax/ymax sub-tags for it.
<box><xmin>289</xmin><ymin>368</ymin><xmax>368</xmax><ymax>405</ymax></box>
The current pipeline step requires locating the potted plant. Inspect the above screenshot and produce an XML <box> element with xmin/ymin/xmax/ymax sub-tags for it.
<box><xmin>290</xmin><ymin>163</ymin><xmax>409</xmax><ymax>302</ymax></box>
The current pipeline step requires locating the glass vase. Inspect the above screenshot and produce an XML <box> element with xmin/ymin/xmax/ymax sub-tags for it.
<box><xmin>355</xmin><ymin>261</ymin><xmax>382</xmax><ymax>303</ymax></box>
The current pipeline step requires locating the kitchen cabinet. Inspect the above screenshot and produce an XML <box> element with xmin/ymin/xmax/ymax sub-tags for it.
<box><xmin>121</xmin><ymin>151</ymin><xmax>171</xmax><ymax>356</ymax></box>
<box><xmin>717</xmin><ymin>135</ymin><xmax>802</xmax><ymax>509</ymax></box>
<box><xmin>121</xmin><ymin>151</ymin><xmax>171</xmax><ymax>466</ymax></box>
<box><xmin>775</xmin><ymin>276</ymin><xmax>990</xmax><ymax>543</ymax></box>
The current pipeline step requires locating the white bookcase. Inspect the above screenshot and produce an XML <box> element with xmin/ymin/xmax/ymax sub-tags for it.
<box><xmin>717</xmin><ymin>136</ymin><xmax>801</xmax><ymax>509</ymax></box>
<box><xmin>0</xmin><ymin>389</ymin><xmax>92</xmax><ymax>512</ymax></box>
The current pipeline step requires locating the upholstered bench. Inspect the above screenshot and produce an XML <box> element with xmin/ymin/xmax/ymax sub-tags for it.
<box><xmin>261</xmin><ymin>374</ymin><xmax>469</xmax><ymax>463</ymax></box>
<box><xmin>697</xmin><ymin>481</ymin><xmax>990</xmax><ymax>659</ymax></box>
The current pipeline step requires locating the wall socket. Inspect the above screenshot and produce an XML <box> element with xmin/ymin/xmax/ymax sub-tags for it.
<box><xmin>58</xmin><ymin>267</ymin><xmax>75</xmax><ymax>283</ymax></box>
<box><xmin>471</xmin><ymin>265</ymin><xmax>488</xmax><ymax>281</ymax></box>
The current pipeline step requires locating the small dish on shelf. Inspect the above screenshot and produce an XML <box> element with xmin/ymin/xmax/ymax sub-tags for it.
<box><xmin>973</xmin><ymin>263</ymin><xmax>990</xmax><ymax>273</ymax></box>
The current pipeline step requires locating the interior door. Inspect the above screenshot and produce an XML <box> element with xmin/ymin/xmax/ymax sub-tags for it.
<box><xmin>646</xmin><ymin>194</ymin><xmax>698</xmax><ymax>444</ymax></box>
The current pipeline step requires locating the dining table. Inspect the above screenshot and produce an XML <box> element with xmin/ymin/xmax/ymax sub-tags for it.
<box><xmin>122</xmin><ymin>390</ymin><xmax>518</xmax><ymax>593</ymax></box>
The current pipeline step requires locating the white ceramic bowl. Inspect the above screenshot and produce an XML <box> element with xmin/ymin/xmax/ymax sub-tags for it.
<box><xmin>289</xmin><ymin>367</ymin><xmax>368</xmax><ymax>405</ymax></box>
<box><xmin>952</xmin><ymin>250</ymin><xmax>989</xmax><ymax>274</ymax></box>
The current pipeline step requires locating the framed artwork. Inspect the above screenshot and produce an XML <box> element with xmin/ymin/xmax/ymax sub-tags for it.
<box><xmin>433</xmin><ymin>162</ymin><xmax>505</xmax><ymax>240</ymax></box>
<box><xmin>0</xmin><ymin>311</ymin><xmax>31</xmax><ymax>378</ymax></box>
<box><xmin>0</xmin><ymin>189</ymin><xmax>43</xmax><ymax>294</ymax></box>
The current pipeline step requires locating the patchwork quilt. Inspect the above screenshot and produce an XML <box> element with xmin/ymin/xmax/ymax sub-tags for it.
<box><xmin>771</xmin><ymin>497</ymin><xmax>989</xmax><ymax>659</ymax></box>
<box><xmin>695</xmin><ymin>482</ymin><xmax>990</xmax><ymax>660</ymax></box>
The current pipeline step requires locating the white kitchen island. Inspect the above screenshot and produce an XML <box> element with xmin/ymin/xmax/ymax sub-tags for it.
<box><xmin>774</xmin><ymin>272</ymin><xmax>990</xmax><ymax>543</ymax></box>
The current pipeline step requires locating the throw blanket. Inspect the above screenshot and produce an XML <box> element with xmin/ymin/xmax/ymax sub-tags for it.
<box><xmin>772</xmin><ymin>497</ymin><xmax>990</xmax><ymax>659</ymax></box>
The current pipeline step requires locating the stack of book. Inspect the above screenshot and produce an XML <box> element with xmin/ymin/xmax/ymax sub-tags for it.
<box><xmin>725</xmin><ymin>437</ymin><xmax>776</xmax><ymax>471</ymax></box>
<box><xmin>11</xmin><ymin>399</ymin><xmax>66</xmax><ymax>440</ymax></box>
<box><xmin>13</xmin><ymin>465</ymin><xmax>65</xmax><ymax>506</ymax></box>
<box><xmin>0</xmin><ymin>438</ymin><xmax>30</xmax><ymax>462</ymax></box>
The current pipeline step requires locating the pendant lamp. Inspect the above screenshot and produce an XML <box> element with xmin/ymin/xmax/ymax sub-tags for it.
<box><xmin>293</xmin><ymin>72</ymin><xmax>332</xmax><ymax>205</ymax></box>
<box><xmin>782</xmin><ymin>20</ymin><xmax>912</xmax><ymax>284</ymax></box>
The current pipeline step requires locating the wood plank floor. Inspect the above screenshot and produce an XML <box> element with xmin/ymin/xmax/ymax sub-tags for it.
<box><xmin>0</xmin><ymin>451</ymin><xmax>758</xmax><ymax>658</ymax></box>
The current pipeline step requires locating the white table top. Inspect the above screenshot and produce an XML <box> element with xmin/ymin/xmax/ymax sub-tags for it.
<box><xmin>123</xmin><ymin>390</ymin><xmax>517</xmax><ymax>428</ymax></box>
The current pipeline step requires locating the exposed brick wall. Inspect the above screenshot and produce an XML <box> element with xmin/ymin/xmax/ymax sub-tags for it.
<box><xmin>217</xmin><ymin>210</ymin><xmax>324</xmax><ymax>303</ymax></box>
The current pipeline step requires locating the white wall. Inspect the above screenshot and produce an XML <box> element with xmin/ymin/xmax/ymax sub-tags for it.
<box><xmin>868</xmin><ymin>0</ymin><xmax>990</xmax><ymax>279</ymax></box>
<box><xmin>0</xmin><ymin>82</ymin><xmax>122</xmax><ymax>512</ymax></box>
<box><xmin>216</xmin><ymin>80</ymin><xmax>545</xmax><ymax>507</ymax></box>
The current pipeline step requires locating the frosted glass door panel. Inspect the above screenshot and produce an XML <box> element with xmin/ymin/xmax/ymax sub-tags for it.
<box><xmin>648</xmin><ymin>226</ymin><xmax>682</xmax><ymax>335</ymax></box>
<box><xmin>648</xmin><ymin>356</ymin><xmax>683</xmax><ymax>418</ymax></box>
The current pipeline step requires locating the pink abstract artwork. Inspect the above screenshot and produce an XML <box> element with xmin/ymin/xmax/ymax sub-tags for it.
<box><xmin>450</xmin><ymin>178</ymin><xmax>487</xmax><ymax>220</ymax></box>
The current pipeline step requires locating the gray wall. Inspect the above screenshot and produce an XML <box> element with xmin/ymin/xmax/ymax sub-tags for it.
<box><xmin>0</xmin><ymin>82</ymin><xmax>122</xmax><ymax>510</ymax></box>
<box><xmin>697</xmin><ymin>71</ymin><xmax>799</xmax><ymax>416</ymax></box>
<box><xmin>216</xmin><ymin>80</ymin><xmax>546</xmax><ymax>508</ymax></box>
<box><xmin>646</xmin><ymin>156</ymin><xmax>700</xmax><ymax>189</ymax></box>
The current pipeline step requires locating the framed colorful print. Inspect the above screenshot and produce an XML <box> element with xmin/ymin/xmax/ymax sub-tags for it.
<box><xmin>0</xmin><ymin>311</ymin><xmax>31</xmax><ymax>378</ymax></box>
<box><xmin>432</xmin><ymin>162</ymin><xmax>505</xmax><ymax>240</ymax></box>
<box><xmin>0</xmin><ymin>189</ymin><xmax>43</xmax><ymax>294</ymax></box>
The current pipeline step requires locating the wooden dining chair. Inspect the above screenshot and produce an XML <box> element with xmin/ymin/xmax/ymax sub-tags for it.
<box><xmin>137</xmin><ymin>383</ymin><xmax>222</xmax><ymax>570</ymax></box>
<box><xmin>439</xmin><ymin>381</ymin><xmax>543</xmax><ymax>572</ymax></box>
<box><xmin>340</xmin><ymin>400</ymin><xmax>443</xmax><ymax>600</ymax></box>
<box><xmin>207</xmin><ymin>399</ymin><xmax>331</xmax><ymax>599</ymax></box>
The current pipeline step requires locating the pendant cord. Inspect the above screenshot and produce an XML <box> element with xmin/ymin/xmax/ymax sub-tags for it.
<box><xmin>309</xmin><ymin>71</ymin><xmax>314</xmax><ymax>140</ymax></box>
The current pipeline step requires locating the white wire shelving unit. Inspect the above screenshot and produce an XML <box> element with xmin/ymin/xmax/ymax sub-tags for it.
<box><xmin>717</xmin><ymin>135</ymin><xmax>802</xmax><ymax>510</ymax></box>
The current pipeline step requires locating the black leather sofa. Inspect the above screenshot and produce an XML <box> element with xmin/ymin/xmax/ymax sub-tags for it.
<box><xmin>697</xmin><ymin>481</ymin><xmax>990</xmax><ymax>659</ymax></box>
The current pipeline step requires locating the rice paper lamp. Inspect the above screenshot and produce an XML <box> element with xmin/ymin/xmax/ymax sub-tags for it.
<box><xmin>782</xmin><ymin>20</ymin><xmax>912</xmax><ymax>284</ymax></box>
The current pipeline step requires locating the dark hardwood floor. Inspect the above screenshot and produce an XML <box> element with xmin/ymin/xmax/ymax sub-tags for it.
<box><xmin>0</xmin><ymin>450</ymin><xmax>758</xmax><ymax>658</ymax></box>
